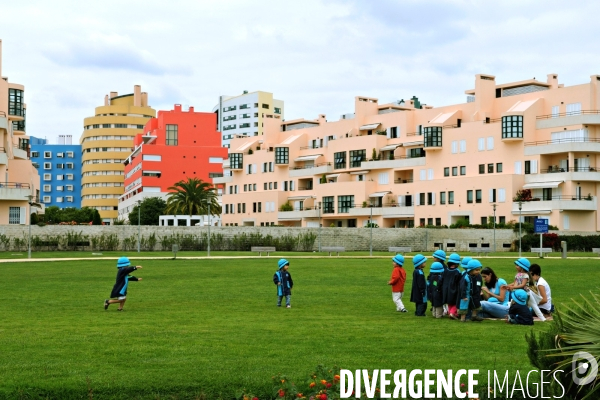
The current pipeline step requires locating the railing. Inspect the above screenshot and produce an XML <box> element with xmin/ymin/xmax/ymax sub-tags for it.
<box><xmin>483</xmin><ymin>117</ymin><xmax>502</xmax><ymax>124</ymax></box>
<box><xmin>442</xmin><ymin>124</ymin><xmax>460</xmax><ymax>129</ymax></box>
<box><xmin>0</xmin><ymin>182</ymin><xmax>31</xmax><ymax>189</ymax></box>
<box><xmin>525</xmin><ymin>138</ymin><xmax>600</xmax><ymax>146</ymax></box>
<box><xmin>394</xmin><ymin>178</ymin><xmax>414</xmax><ymax>184</ymax></box>
<box><xmin>541</xmin><ymin>167</ymin><xmax>598</xmax><ymax>173</ymax></box>
<box><xmin>405</xmin><ymin>132</ymin><xmax>422</xmax><ymax>137</ymax></box>
<box><xmin>288</xmin><ymin>162</ymin><xmax>332</xmax><ymax>170</ymax></box>
<box><xmin>297</xmin><ymin>186</ymin><xmax>313</xmax><ymax>191</ymax></box>
<box><xmin>279</xmin><ymin>203</ymin><xmax>413</xmax><ymax>212</ymax></box>
<box><xmin>536</xmin><ymin>110</ymin><xmax>600</xmax><ymax>120</ymax></box>
<box><xmin>299</xmin><ymin>145</ymin><xmax>322</xmax><ymax>150</ymax></box>
<box><xmin>519</xmin><ymin>195</ymin><xmax>594</xmax><ymax>202</ymax></box>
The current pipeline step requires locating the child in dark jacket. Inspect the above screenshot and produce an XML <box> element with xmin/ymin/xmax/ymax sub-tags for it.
<box><xmin>458</xmin><ymin>259</ymin><xmax>484</xmax><ymax>322</ymax></box>
<box><xmin>427</xmin><ymin>261</ymin><xmax>444</xmax><ymax>318</ymax></box>
<box><xmin>273</xmin><ymin>258</ymin><xmax>293</xmax><ymax>308</ymax></box>
<box><xmin>442</xmin><ymin>253</ymin><xmax>462</xmax><ymax>319</ymax></box>
<box><xmin>410</xmin><ymin>254</ymin><xmax>428</xmax><ymax>316</ymax></box>
<box><xmin>105</xmin><ymin>256</ymin><xmax>143</xmax><ymax>311</ymax></box>
<box><xmin>506</xmin><ymin>289</ymin><xmax>534</xmax><ymax>325</ymax></box>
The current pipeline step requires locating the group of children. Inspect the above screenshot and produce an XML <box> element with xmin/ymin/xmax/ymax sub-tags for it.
<box><xmin>388</xmin><ymin>251</ymin><xmax>544</xmax><ymax>325</ymax></box>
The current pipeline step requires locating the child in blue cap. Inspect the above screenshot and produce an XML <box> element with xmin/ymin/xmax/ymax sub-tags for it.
<box><xmin>427</xmin><ymin>261</ymin><xmax>445</xmax><ymax>318</ymax></box>
<box><xmin>505</xmin><ymin>289</ymin><xmax>533</xmax><ymax>325</ymax></box>
<box><xmin>104</xmin><ymin>256</ymin><xmax>143</xmax><ymax>311</ymax></box>
<box><xmin>458</xmin><ymin>259</ymin><xmax>484</xmax><ymax>322</ymax></box>
<box><xmin>388</xmin><ymin>254</ymin><xmax>407</xmax><ymax>312</ymax></box>
<box><xmin>442</xmin><ymin>253</ymin><xmax>462</xmax><ymax>319</ymax></box>
<box><xmin>273</xmin><ymin>259</ymin><xmax>293</xmax><ymax>308</ymax></box>
<box><xmin>410</xmin><ymin>254</ymin><xmax>428</xmax><ymax>316</ymax></box>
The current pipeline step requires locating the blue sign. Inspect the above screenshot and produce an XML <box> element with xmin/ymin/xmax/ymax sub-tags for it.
<box><xmin>534</xmin><ymin>218</ymin><xmax>549</xmax><ymax>234</ymax></box>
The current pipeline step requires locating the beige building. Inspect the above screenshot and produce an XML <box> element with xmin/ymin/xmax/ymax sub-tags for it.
<box><xmin>80</xmin><ymin>87</ymin><xmax>155</xmax><ymax>223</ymax></box>
<box><xmin>219</xmin><ymin>73</ymin><xmax>600</xmax><ymax>232</ymax></box>
<box><xmin>0</xmin><ymin>39</ymin><xmax>41</xmax><ymax>225</ymax></box>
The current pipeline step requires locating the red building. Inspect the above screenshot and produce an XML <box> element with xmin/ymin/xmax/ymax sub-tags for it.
<box><xmin>119</xmin><ymin>104</ymin><xmax>227</xmax><ymax>221</ymax></box>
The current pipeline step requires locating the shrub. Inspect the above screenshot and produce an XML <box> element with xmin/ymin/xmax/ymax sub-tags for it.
<box><xmin>279</xmin><ymin>202</ymin><xmax>293</xmax><ymax>212</ymax></box>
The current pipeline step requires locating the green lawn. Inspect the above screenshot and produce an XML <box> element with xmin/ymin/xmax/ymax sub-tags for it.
<box><xmin>0</xmin><ymin>257</ymin><xmax>591</xmax><ymax>399</ymax></box>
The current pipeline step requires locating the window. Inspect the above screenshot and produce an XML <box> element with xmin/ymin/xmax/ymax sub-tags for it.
<box><xmin>43</xmin><ymin>196</ymin><xmax>51</xmax><ymax>203</ymax></box>
<box><xmin>478</xmin><ymin>138</ymin><xmax>485</xmax><ymax>151</ymax></box>
<box><xmin>419</xmin><ymin>193</ymin><xmax>426</xmax><ymax>205</ymax></box>
<box><xmin>114</xmin><ymin>124</ymin><xmax>127</xmax><ymax>128</ymax></box>
<box><xmin>467</xmin><ymin>190</ymin><xmax>473</xmax><ymax>204</ymax></box>
<box><xmin>435</xmin><ymin>218</ymin><xmax>441</xmax><ymax>226</ymax></box>
<box><xmin>244</xmin><ymin>184</ymin><xmax>248</xmax><ymax>192</ymax></box>
<box><xmin>32</xmin><ymin>151</ymin><xmax>39</xmax><ymax>158</ymax></box>
<box><xmin>488</xmin><ymin>163</ymin><xmax>494</xmax><ymax>173</ymax></box>
<box><xmin>409</xmin><ymin>148</ymin><xmax>425</xmax><ymax>158</ymax></box>
<box><xmin>43</xmin><ymin>185</ymin><xmax>51</xmax><ymax>192</ymax></box>
<box><xmin>43</xmin><ymin>174</ymin><xmax>51</xmax><ymax>181</ymax></box>
<box><xmin>56</xmin><ymin>197</ymin><xmax>63</xmax><ymax>203</ymax></box>
<box><xmin>166</xmin><ymin>124</ymin><xmax>178</xmax><ymax>145</ymax></box>
<box><xmin>487</xmin><ymin>137</ymin><xmax>494</xmax><ymax>150</ymax></box>
<box><xmin>230</xmin><ymin>153</ymin><xmax>243</xmax><ymax>169</ymax></box>
<box><xmin>566</xmin><ymin>103</ymin><xmax>581</xmax><ymax>116</ymax></box>
<box><xmin>349</xmin><ymin>149</ymin><xmax>366</xmax><ymax>168</ymax></box>
<box><xmin>451</xmin><ymin>141</ymin><xmax>458</xmax><ymax>154</ymax></box>
<box><xmin>452</xmin><ymin>167</ymin><xmax>458</xmax><ymax>176</ymax></box>
<box><xmin>479</xmin><ymin>164</ymin><xmax>485</xmax><ymax>174</ymax></box>
<box><xmin>427</xmin><ymin>218</ymin><xmax>433</xmax><ymax>226</ymax></box>
<box><xmin>389</xmin><ymin>127</ymin><xmax>398</xmax><ymax>138</ymax></box>
<box><xmin>427</xmin><ymin>192</ymin><xmax>434</xmax><ymax>205</ymax></box>
<box><xmin>9</xmin><ymin>207</ymin><xmax>22</xmax><ymax>224</ymax></box>
<box><xmin>525</xmin><ymin>160</ymin><xmax>530</xmax><ymax>174</ymax></box>
<box><xmin>57</xmin><ymin>152</ymin><xmax>64</xmax><ymax>158</ymax></box>
<box><xmin>66</xmin><ymin>174</ymin><xmax>73</xmax><ymax>180</ymax></box>
<box><xmin>44</xmin><ymin>162</ymin><xmax>51</xmax><ymax>169</ymax></box>
<box><xmin>424</xmin><ymin>126</ymin><xmax>442</xmax><ymax>147</ymax></box>
<box><xmin>459</xmin><ymin>140</ymin><xmax>466</xmax><ymax>153</ymax></box>
<box><xmin>67</xmin><ymin>151</ymin><xmax>74</xmax><ymax>158</ymax></box>
<box><xmin>275</xmin><ymin>147</ymin><xmax>289</xmax><ymax>164</ymax></box>
<box><xmin>334</xmin><ymin>151</ymin><xmax>346</xmax><ymax>169</ymax></box>
<box><xmin>499</xmin><ymin>216</ymin><xmax>506</xmax><ymax>224</ymax></box>
<box><xmin>481</xmin><ymin>217</ymin><xmax>488</xmax><ymax>225</ymax></box>
<box><xmin>440</xmin><ymin>192</ymin><xmax>446</xmax><ymax>204</ymax></box>
<box><xmin>551</xmin><ymin>105</ymin><xmax>559</xmax><ymax>118</ymax></box>
<box><xmin>476</xmin><ymin>190</ymin><xmax>482</xmax><ymax>203</ymax></box>
<box><xmin>56</xmin><ymin>163</ymin><xmax>64</xmax><ymax>169</ymax></box>
<box><xmin>66</xmin><ymin>163</ymin><xmax>73</xmax><ymax>169</ymax></box>
<box><xmin>262</xmin><ymin>103</ymin><xmax>269</xmax><ymax>109</ymax></box>
<box><xmin>274</xmin><ymin>107</ymin><xmax>281</xmax><ymax>114</ymax></box>
<box><xmin>66</xmin><ymin>196</ymin><xmax>73</xmax><ymax>202</ymax></box>
<box><xmin>460</xmin><ymin>166</ymin><xmax>466</xmax><ymax>176</ymax></box>
<box><xmin>444</xmin><ymin>167</ymin><xmax>449</xmax><ymax>177</ymax></box>
<box><xmin>496</xmin><ymin>163</ymin><xmax>503</xmax><ymax>173</ymax></box>
<box><xmin>66</xmin><ymin>185</ymin><xmax>73</xmax><ymax>191</ymax></box>
<box><xmin>102</xmin><ymin>124</ymin><xmax>111</xmax><ymax>128</ymax></box>
<box><xmin>543</xmin><ymin>188</ymin><xmax>552</xmax><ymax>201</ymax></box>
<box><xmin>502</xmin><ymin>115</ymin><xmax>523</xmax><ymax>138</ymax></box>
<box><xmin>323</xmin><ymin>196</ymin><xmax>334</xmax><ymax>213</ymax></box>
<box><xmin>448</xmin><ymin>191</ymin><xmax>454</xmax><ymax>204</ymax></box>
<box><xmin>44</xmin><ymin>151</ymin><xmax>52</xmax><ymax>158</ymax></box>
<box><xmin>8</xmin><ymin>89</ymin><xmax>24</xmax><ymax>116</ymax></box>
<box><xmin>338</xmin><ymin>195</ymin><xmax>354</xmax><ymax>213</ymax></box>
<box><xmin>264</xmin><ymin>182</ymin><xmax>267</xmax><ymax>190</ymax></box>
<box><xmin>490</xmin><ymin>188</ymin><xmax>496</xmax><ymax>203</ymax></box>
<box><xmin>56</xmin><ymin>186</ymin><xmax>63</xmax><ymax>191</ymax></box>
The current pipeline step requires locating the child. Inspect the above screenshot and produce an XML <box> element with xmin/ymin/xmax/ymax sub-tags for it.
<box><xmin>104</xmin><ymin>256</ymin><xmax>142</xmax><ymax>311</ymax></box>
<box><xmin>273</xmin><ymin>258</ymin><xmax>293</xmax><ymax>308</ymax></box>
<box><xmin>505</xmin><ymin>289</ymin><xmax>534</xmax><ymax>325</ymax></box>
<box><xmin>442</xmin><ymin>253</ymin><xmax>461</xmax><ymax>319</ymax></box>
<box><xmin>427</xmin><ymin>261</ymin><xmax>444</xmax><ymax>318</ymax></box>
<box><xmin>502</xmin><ymin>257</ymin><xmax>545</xmax><ymax>321</ymax></box>
<box><xmin>432</xmin><ymin>249</ymin><xmax>447</xmax><ymax>269</ymax></box>
<box><xmin>388</xmin><ymin>254</ymin><xmax>407</xmax><ymax>312</ymax></box>
<box><xmin>458</xmin><ymin>259</ymin><xmax>484</xmax><ymax>322</ymax></box>
<box><xmin>529</xmin><ymin>264</ymin><xmax>553</xmax><ymax>316</ymax></box>
<box><xmin>410</xmin><ymin>254</ymin><xmax>428</xmax><ymax>316</ymax></box>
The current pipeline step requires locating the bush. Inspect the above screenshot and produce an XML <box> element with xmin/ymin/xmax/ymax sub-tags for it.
<box><xmin>279</xmin><ymin>202</ymin><xmax>293</xmax><ymax>212</ymax></box>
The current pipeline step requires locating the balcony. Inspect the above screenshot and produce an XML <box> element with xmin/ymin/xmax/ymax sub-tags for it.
<box><xmin>524</xmin><ymin>138</ymin><xmax>600</xmax><ymax>155</ymax></box>
<box><xmin>288</xmin><ymin>162</ymin><xmax>333</xmax><ymax>178</ymax></box>
<box><xmin>12</xmin><ymin>147</ymin><xmax>28</xmax><ymax>160</ymax></box>
<box><xmin>513</xmin><ymin>195</ymin><xmax>597</xmax><ymax>213</ymax></box>
<box><xmin>212</xmin><ymin>175</ymin><xmax>233</xmax><ymax>184</ymax></box>
<box><xmin>0</xmin><ymin>182</ymin><xmax>32</xmax><ymax>201</ymax></box>
<box><xmin>529</xmin><ymin>167</ymin><xmax>600</xmax><ymax>183</ymax></box>
<box><xmin>361</xmin><ymin>155</ymin><xmax>426</xmax><ymax>170</ymax></box>
<box><xmin>278</xmin><ymin>207</ymin><xmax>320</xmax><ymax>221</ymax></box>
<box><xmin>536</xmin><ymin>110</ymin><xmax>600</xmax><ymax>129</ymax></box>
<box><xmin>349</xmin><ymin>204</ymin><xmax>415</xmax><ymax>217</ymax></box>
<box><xmin>0</xmin><ymin>147</ymin><xmax>7</xmax><ymax>165</ymax></box>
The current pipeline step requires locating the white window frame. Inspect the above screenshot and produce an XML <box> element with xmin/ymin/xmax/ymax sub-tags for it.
<box><xmin>44</xmin><ymin>162</ymin><xmax>51</xmax><ymax>169</ymax></box>
<box><xmin>44</xmin><ymin>151</ymin><xmax>52</xmax><ymax>158</ymax></box>
<box><xmin>459</xmin><ymin>140</ymin><xmax>466</xmax><ymax>153</ymax></box>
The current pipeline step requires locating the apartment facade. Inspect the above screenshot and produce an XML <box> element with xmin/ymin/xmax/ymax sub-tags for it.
<box><xmin>0</xmin><ymin>39</ymin><xmax>41</xmax><ymax>225</ymax></box>
<box><xmin>80</xmin><ymin>86</ymin><xmax>155</xmax><ymax>224</ymax></box>
<box><xmin>212</xmin><ymin>91</ymin><xmax>284</xmax><ymax>148</ymax></box>
<box><xmin>30</xmin><ymin>135</ymin><xmax>82</xmax><ymax>209</ymax></box>
<box><xmin>119</xmin><ymin>104</ymin><xmax>227</xmax><ymax>223</ymax></box>
<box><xmin>218</xmin><ymin>73</ymin><xmax>600</xmax><ymax>232</ymax></box>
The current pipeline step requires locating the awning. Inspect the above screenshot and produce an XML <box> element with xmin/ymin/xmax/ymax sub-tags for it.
<box><xmin>325</xmin><ymin>174</ymin><xmax>340</xmax><ymax>179</ymax></box>
<box><xmin>523</xmin><ymin>181</ymin><xmax>563</xmax><ymax>189</ymax></box>
<box><xmin>403</xmin><ymin>141</ymin><xmax>424</xmax><ymax>147</ymax></box>
<box><xmin>278</xmin><ymin>217</ymin><xmax>302</xmax><ymax>221</ymax></box>
<box><xmin>359</xmin><ymin>123</ymin><xmax>381</xmax><ymax>130</ymax></box>
<box><xmin>511</xmin><ymin>210</ymin><xmax>552</xmax><ymax>215</ymax></box>
<box><xmin>380</xmin><ymin>144</ymin><xmax>400</xmax><ymax>151</ymax></box>
<box><xmin>369</xmin><ymin>191</ymin><xmax>392</xmax><ymax>198</ymax></box>
<box><xmin>350</xmin><ymin>170</ymin><xmax>369</xmax><ymax>175</ymax></box>
<box><xmin>288</xmin><ymin>195</ymin><xmax>312</xmax><ymax>200</ymax></box>
<box><xmin>294</xmin><ymin>154</ymin><xmax>322</xmax><ymax>162</ymax></box>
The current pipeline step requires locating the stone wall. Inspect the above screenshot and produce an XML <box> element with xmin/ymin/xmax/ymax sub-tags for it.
<box><xmin>0</xmin><ymin>225</ymin><xmax>523</xmax><ymax>252</ymax></box>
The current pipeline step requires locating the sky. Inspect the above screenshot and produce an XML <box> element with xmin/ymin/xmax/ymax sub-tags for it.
<box><xmin>2</xmin><ymin>0</ymin><xmax>600</xmax><ymax>144</ymax></box>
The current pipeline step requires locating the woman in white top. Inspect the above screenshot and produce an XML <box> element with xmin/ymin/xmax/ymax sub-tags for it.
<box><xmin>529</xmin><ymin>264</ymin><xmax>552</xmax><ymax>315</ymax></box>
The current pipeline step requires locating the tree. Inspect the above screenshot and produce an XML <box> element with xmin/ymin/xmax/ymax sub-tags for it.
<box><xmin>44</xmin><ymin>206</ymin><xmax>61</xmax><ymax>224</ymax></box>
<box><xmin>129</xmin><ymin>197</ymin><xmax>166</xmax><ymax>225</ymax></box>
<box><xmin>165</xmin><ymin>178</ymin><xmax>221</xmax><ymax>217</ymax></box>
<box><xmin>92</xmin><ymin>209</ymin><xmax>102</xmax><ymax>225</ymax></box>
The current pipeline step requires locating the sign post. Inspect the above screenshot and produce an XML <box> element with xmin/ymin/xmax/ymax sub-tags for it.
<box><xmin>534</xmin><ymin>218</ymin><xmax>549</xmax><ymax>258</ymax></box>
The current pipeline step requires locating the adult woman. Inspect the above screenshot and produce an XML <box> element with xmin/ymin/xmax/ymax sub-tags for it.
<box><xmin>529</xmin><ymin>264</ymin><xmax>552</xmax><ymax>316</ymax></box>
<box><xmin>479</xmin><ymin>267</ymin><xmax>509</xmax><ymax>318</ymax></box>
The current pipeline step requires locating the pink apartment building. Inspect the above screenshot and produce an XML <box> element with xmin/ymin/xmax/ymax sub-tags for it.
<box><xmin>217</xmin><ymin>73</ymin><xmax>600</xmax><ymax>232</ymax></box>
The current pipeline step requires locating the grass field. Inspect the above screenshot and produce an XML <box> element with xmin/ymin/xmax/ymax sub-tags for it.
<box><xmin>0</xmin><ymin>256</ymin><xmax>592</xmax><ymax>399</ymax></box>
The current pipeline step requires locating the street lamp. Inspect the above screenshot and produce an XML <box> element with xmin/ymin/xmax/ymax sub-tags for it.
<box><xmin>137</xmin><ymin>200</ymin><xmax>141</xmax><ymax>253</ymax></box>
<box><xmin>369</xmin><ymin>202</ymin><xmax>373</xmax><ymax>257</ymax></box>
<box><xmin>26</xmin><ymin>195</ymin><xmax>34</xmax><ymax>259</ymax></box>
<box><xmin>492</xmin><ymin>203</ymin><xmax>497</xmax><ymax>253</ymax></box>
<box><xmin>318</xmin><ymin>201</ymin><xmax>322</xmax><ymax>252</ymax></box>
<box><xmin>518</xmin><ymin>200</ymin><xmax>523</xmax><ymax>257</ymax></box>
<box><xmin>206</xmin><ymin>199</ymin><xmax>211</xmax><ymax>257</ymax></box>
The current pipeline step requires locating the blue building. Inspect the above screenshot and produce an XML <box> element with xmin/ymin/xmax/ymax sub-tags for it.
<box><xmin>30</xmin><ymin>135</ymin><xmax>82</xmax><ymax>209</ymax></box>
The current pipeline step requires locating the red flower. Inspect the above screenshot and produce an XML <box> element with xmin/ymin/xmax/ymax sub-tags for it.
<box><xmin>279</xmin><ymin>389</ymin><xmax>285</xmax><ymax>397</ymax></box>
<box><xmin>309</xmin><ymin>382</ymin><xmax>316</xmax><ymax>388</ymax></box>
<box><xmin>334</xmin><ymin>375</ymin><xmax>340</xmax><ymax>382</ymax></box>
<box><xmin>326</xmin><ymin>383</ymin><xmax>332</xmax><ymax>389</ymax></box>
<box><xmin>252</xmin><ymin>398</ymin><xmax>259</xmax><ymax>400</ymax></box>
<box><xmin>319</xmin><ymin>394</ymin><xmax>327</xmax><ymax>400</ymax></box>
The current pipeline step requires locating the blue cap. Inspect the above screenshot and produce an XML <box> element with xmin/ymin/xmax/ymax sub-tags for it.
<box><xmin>430</xmin><ymin>261</ymin><xmax>444</xmax><ymax>274</ymax></box>
<box><xmin>460</xmin><ymin>257</ymin><xmax>472</xmax><ymax>268</ymax></box>
<box><xmin>448</xmin><ymin>253</ymin><xmax>461</xmax><ymax>264</ymax></box>
<box><xmin>117</xmin><ymin>256</ymin><xmax>130</xmax><ymax>268</ymax></box>
<box><xmin>412</xmin><ymin>254</ymin><xmax>427</xmax><ymax>268</ymax></box>
<box><xmin>514</xmin><ymin>257</ymin><xmax>531</xmax><ymax>272</ymax></box>
<box><xmin>278</xmin><ymin>259</ymin><xmax>289</xmax><ymax>269</ymax></box>
<box><xmin>464</xmin><ymin>259</ymin><xmax>483</xmax><ymax>272</ymax></box>
<box><xmin>512</xmin><ymin>289</ymin><xmax>528</xmax><ymax>305</ymax></box>
<box><xmin>392</xmin><ymin>254</ymin><xmax>404</xmax><ymax>266</ymax></box>
<box><xmin>432</xmin><ymin>249</ymin><xmax>446</xmax><ymax>261</ymax></box>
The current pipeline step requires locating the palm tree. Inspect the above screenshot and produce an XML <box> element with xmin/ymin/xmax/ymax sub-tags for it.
<box><xmin>165</xmin><ymin>178</ymin><xmax>221</xmax><ymax>217</ymax></box>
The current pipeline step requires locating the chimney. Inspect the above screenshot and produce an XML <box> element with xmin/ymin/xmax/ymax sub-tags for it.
<box><xmin>133</xmin><ymin>85</ymin><xmax>141</xmax><ymax>106</ymax></box>
<box><xmin>174</xmin><ymin>104</ymin><xmax>182</xmax><ymax>112</ymax></box>
<box><xmin>474</xmin><ymin>74</ymin><xmax>496</xmax><ymax>116</ymax></box>
<box><xmin>104</xmin><ymin>94</ymin><xmax>109</xmax><ymax>106</ymax></box>
<box><xmin>110</xmin><ymin>91</ymin><xmax>118</xmax><ymax>99</ymax></box>
<box><xmin>547</xmin><ymin>74</ymin><xmax>558</xmax><ymax>89</ymax></box>
<box><xmin>189</xmin><ymin>106</ymin><xmax>194</xmax><ymax>113</ymax></box>
<box><xmin>141</xmin><ymin>92</ymin><xmax>148</xmax><ymax>107</ymax></box>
